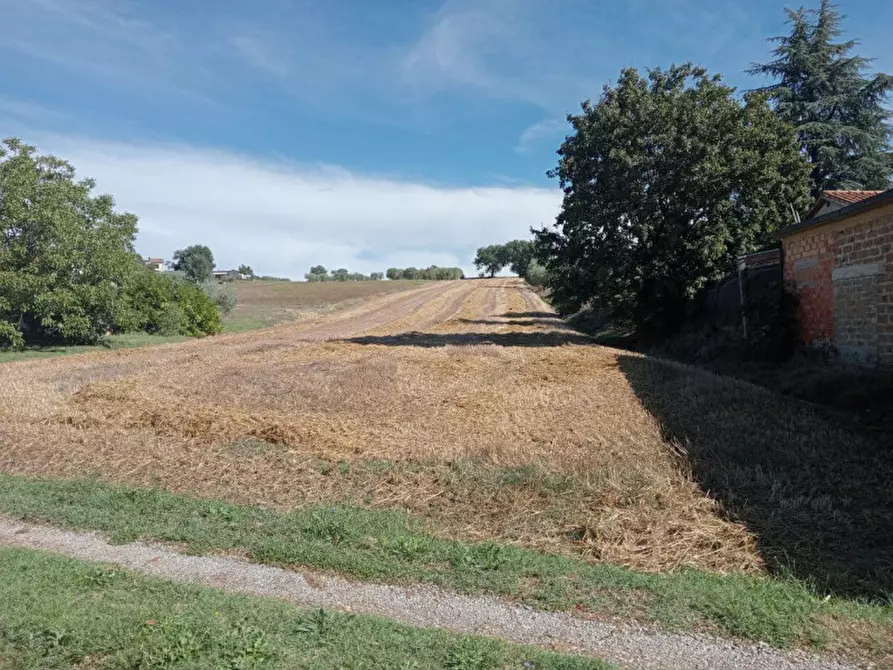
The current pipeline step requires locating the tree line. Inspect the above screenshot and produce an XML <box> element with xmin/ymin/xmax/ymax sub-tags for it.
<box><xmin>304</xmin><ymin>266</ymin><xmax>464</xmax><ymax>281</ymax></box>
<box><xmin>305</xmin><ymin>266</ymin><xmax>384</xmax><ymax>282</ymax></box>
<box><xmin>386</xmin><ymin>266</ymin><xmax>464</xmax><ymax>281</ymax></box>
<box><xmin>526</xmin><ymin>1</ymin><xmax>891</xmax><ymax>338</ymax></box>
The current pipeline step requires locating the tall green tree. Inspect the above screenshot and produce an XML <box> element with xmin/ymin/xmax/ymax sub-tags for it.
<box><xmin>473</xmin><ymin>245</ymin><xmax>509</xmax><ymax>277</ymax></box>
<box><xmin>503</xmin><ymin>240</ymin><xmax>536</xmax><ymax>276</ymax></box>
<box><xmin>750</xmin><ymin>1</ymin><xmax>893</xmax><ymax>194</ymax></box>
<box><xmin>237</xmin><ymin>264</ymin><xmax>254</xmax><ymax>277</ymax></box>
<box><xmin>172</xmin><ymin>245</ymin><xmax>215</xmax><ymax>283</ymax></box>
<box><xmin>0</xmin><ymin>138</ymin><xmax>139</xmax><ymax>348</ymax></box>
<box><xmin>536</xmin><ymin>65</ymin><xmax>812</xmax><ymax>335</ymax></box>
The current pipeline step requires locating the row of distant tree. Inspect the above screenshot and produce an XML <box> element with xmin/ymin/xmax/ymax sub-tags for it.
<box><xmin>305</xmin><ymin>266</ymin><xmax>384</xmax><ymax>282</ymax></box>
<box><xmin>304</xmin><ymin>265</ymin><xmax>464</xmax><ymax>282</ymax></box>
<box><xmin>386</xmin><ymin>266</ymin><xmax>464</xmax><ymax>281</ymax></box>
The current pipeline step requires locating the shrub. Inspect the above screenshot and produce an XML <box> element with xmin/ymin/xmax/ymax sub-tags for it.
<box><xmin>176</xmin><ymin>281</ymin><xmax>222</xmax><ymax>336</ymax></box>
<box><xmin>523</xmin><ymin>260</ymin><xmax>549</xmax><ymax>287</ymax></box>
<box><xmin>200</xmin><ymin>281</ymin><xmax>237</xmax><ymax>317</ymax></box>
<box><xmin>117</xmin><ymin>265</ymin><xmax>221</xmax><ymax>338</ymax></box>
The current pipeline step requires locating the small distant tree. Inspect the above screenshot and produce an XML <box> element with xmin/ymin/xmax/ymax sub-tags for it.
<box><xmin>402</xmin><ymin>267</ymin><xmax>420</xmax><ymax>280</ymax></box>
<box><xmin>386</xmin><ymin>268</ymin><xmax>400</xmax><ymax>280</ymax></box>
<box><xmin>304</xmin><ymin>265</ymin><xmax>328</xmax><ymax>282</ymax></box>
<box><xmin>172</xmin><ymin>245</ymin><xmax>215</xmax><ymax>283</ymax></box>
<box><xmin>331</xmin><ymin>268</ymin><xmax>350</xmax><ymax>281</ymax></box>
<box><xmin>370</xmin><ymin>272</ymin><xmax>384</xmax><ymax>281</ymax></box>
<box><xmin>237</xmin><ymin>264</ymin><xmax>254</xmax><ymax>278</ymax></box>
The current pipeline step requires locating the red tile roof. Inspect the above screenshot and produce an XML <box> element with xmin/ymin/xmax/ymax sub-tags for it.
<box><xmin>824</xmin><ymin>190</ymin><xmax>886</xmax><ymax>205</ymax></box>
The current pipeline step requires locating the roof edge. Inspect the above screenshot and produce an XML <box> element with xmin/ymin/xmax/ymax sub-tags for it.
<box><xmin>776</xmin><ymin>189</ymin><xmax>893</xmax><ymax>239</ymax></box>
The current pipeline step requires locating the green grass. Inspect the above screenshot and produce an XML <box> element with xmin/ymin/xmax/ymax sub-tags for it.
<box><xmin>0</xmin><ymin>333</ymin><xmax>189</xmax><ymax>364</ymax></box>
<box><xmin>0</xmin><ymin>548</ymin><xmax>611</xmax><ymax>670</ymax></box>
<box><xmin>0</xmin><ymin>473</ymin><xmax>890</xmax><ymax>655</ymax></box>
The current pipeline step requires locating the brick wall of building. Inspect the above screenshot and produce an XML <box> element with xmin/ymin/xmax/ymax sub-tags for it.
<box><xmin>782</xmin><ymin>202</ymin><xmax>893</xmax><ymax>366</ymax></box>
<box><xmin>783</xmin><ymin>228</ymin><xmax>836</xmax><ymax>345</ymax></box>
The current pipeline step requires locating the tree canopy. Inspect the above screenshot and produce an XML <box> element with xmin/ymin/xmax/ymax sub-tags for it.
<box><xmin>237</xmin><ymin>264</ymin><xmax>254</xmax><ymax>277</ymax></box>
<box><xmin>0</xmin><ymin>138</ymin><xmax>140</xmax><ymax>347</ymax></box>
<box><xmin>535</xmin><ymin>64</ymin><xmax>812</xmax><ymax>335</ymax></box>
<box><xmin>172</xmin><ymin>245</ymin><xmax>215</xmax><ymax>283</ymax></box>
<box><xmin>473</xmin><ymin>240</ymin><xmax>536</xmax><ymax>277</ymax></box>
<box><xmin>750</xmin><ymin>0</ymin><xmax>892</xmax><ymax>194</ymax></box>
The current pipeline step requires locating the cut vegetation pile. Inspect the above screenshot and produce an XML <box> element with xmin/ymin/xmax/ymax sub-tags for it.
<box><xmin>0</xmin><ymin>279</ymin><xmax>890</xmax><ymax>603</ymax></box>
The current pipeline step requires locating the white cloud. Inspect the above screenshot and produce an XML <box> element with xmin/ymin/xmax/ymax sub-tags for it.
<box><xmin>31</xmin><ymin>135</ymin><xmax>560</xmax><ymax>278</ymax></box>
<box><xmin>515</xmin><ymin>118</ymin><xmax>568</xmax><ymax>154</ymax></box>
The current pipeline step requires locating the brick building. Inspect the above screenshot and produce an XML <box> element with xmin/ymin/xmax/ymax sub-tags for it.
<box><xmin>778</xmin><ymin>190</ymin><xmax>893</xmax><ymax>366</ymax></box>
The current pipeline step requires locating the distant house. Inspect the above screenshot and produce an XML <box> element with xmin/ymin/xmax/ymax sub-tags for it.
<box><xmin>778</xmin><ymin>189</ymin><xmax>893</xmax><ymax>366</ymax></box>
<box><xmin>145</xmin><ymin>257</ymin><xmax>165</xmax><ymax>272</ymax></box>
<box><xmin>212</xmin><ymin>269</ymin><xmax>243</xmax><ymax>281</ymax></box>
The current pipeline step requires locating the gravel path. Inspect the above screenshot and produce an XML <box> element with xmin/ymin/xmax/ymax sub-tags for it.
<box><xmin>0</xmin><ymin>519</ymin><xmax>860</xmax><ymax>670</ymax></box>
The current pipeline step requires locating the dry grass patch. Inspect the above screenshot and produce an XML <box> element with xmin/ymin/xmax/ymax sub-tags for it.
<box><xmin>0</xmin><ymin>279</ymin><xmax>889</xmax><ymax>602</ymax></box>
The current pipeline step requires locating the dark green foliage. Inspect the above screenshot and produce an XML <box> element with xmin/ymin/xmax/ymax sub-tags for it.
<box><xmin>750</xmin><ymin>1</ymin><xmax>893</xmax><ymax>194</ymax></box>
<box><xmin>117</xmin><ymin>264</ymin><xmax>222</xmax><ymax>337</ymax></box>
<box><xmin>237</xmin><ymin>264</ymin><xmax>254</xmax><ymax>277</ymax></box>
<box><xmin>536</xmin><ymin>64</ymin><xmax>812</xmax><ymax>335</ymax></box>
<box><xmin>171</xmin><ymin>244</ymin><xmax>215</xmax><ymax>283</ymax></box>
<box><xmin>0</xmin><ymin>138</ymin><xmax>140</xmax><ymax>348</ymax></box>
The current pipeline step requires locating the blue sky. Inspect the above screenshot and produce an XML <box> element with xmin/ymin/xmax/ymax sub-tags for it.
<box><xmin>2</xmin><ymin>0</ymin><xmax>891</xmax><ymax>277</ymax></box>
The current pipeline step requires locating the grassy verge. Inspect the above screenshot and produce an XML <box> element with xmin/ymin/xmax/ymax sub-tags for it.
<box><xmin>0</xmin><ymin>548</ymin><xmax>610</xmax><ymax>670</ymax></box>
<box><xmin>0</xmin><ymin>333</ymin><xmax>189</xmax><ymax>364</ymax></box>
<box><xmin>1</xmin><ymin>474</ymin><xmax>889</xmax><ymax>660</ymax></box>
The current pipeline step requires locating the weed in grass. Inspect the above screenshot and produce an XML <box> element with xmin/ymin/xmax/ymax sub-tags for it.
<box><xmin>390</xmin><ymin>535</ymin><xmax>434</xmax><ymax>562</ymax></box>
<box><xmin>81</xmin><ymin>566</ymin><xmax>121</xmax><ymax>588</ymax></box>
<box><xmin>446</xmin><ymin>638</ymin><xmax>493</xmax><ymax>669</ymax></box>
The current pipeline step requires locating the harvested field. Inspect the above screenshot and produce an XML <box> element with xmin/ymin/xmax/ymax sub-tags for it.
<box><xmin>0</xmin><ymin>279</ymin><xmax>890</xmax><ymax>599</ymax></box>
<box><xmin>225</xmin><ymin>278</ymin><xmax>429</xmax><ymax>331</ymax></box>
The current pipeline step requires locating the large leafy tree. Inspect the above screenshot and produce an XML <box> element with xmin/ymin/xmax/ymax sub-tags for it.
<box><xmin>750</xmin><ymin>1</ymin><xmax>893</xmax><ymax>194</ymax></box>
<box><xmin>536</xmin><ymin>65</ymin><xmax>812</xmax><ymax>335</ymax></box>
<box><xmin>473</xmin><ymin>245</ymin><xmax>510</xmax><ymax>277</ymax></box>
<box><xmin>0</xmin><ymin>138</ymin><xmax>139</xmax><ymax>347</ymax></box>
<box><xmin>172</xmin><ymin>244</ymin><xmax>215</xmax><ymax>283</ymax></box>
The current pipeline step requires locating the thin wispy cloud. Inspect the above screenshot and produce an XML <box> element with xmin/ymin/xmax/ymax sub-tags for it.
<box><xmin>515</xmin><ymin>119</ymin><xmax>569</xmax><ymax>154</ymax></box>
<box><xmin>231</xmin><ymin>35</ymin><xmax>291</xmax><ymax>78</ymax></box>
